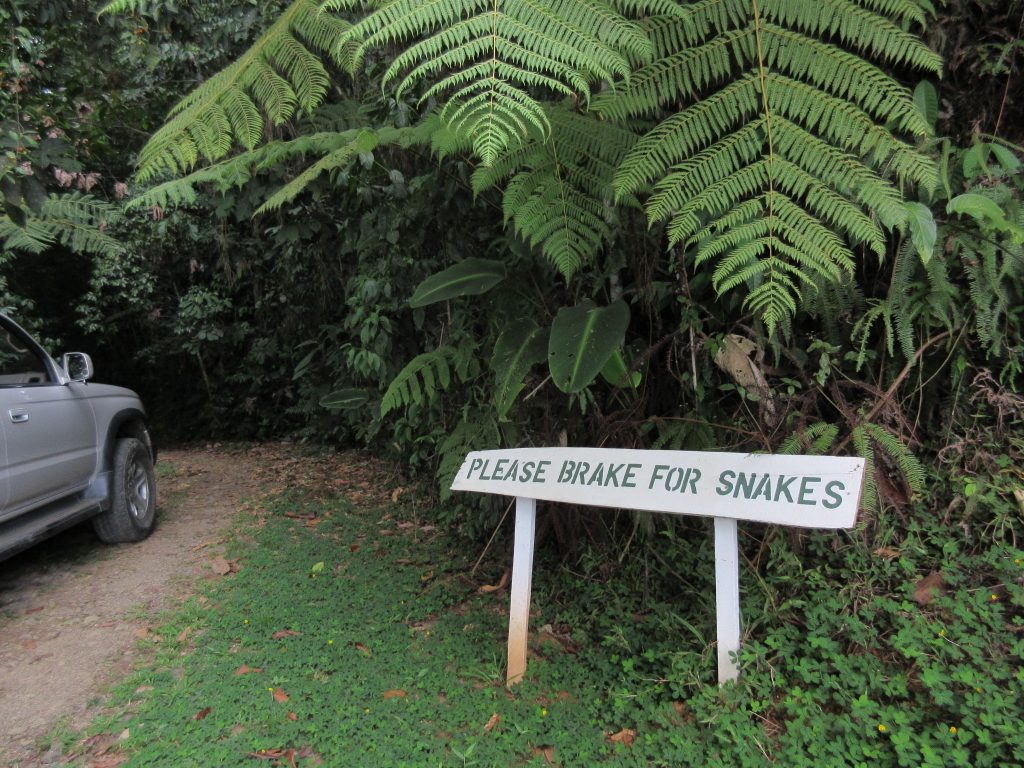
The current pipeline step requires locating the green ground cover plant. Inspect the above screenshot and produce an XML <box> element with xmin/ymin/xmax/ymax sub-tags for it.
<box><xmin>74</xmin><ymin>451</ymin><xmax>1022</xmax><ymax>767</ymax></box>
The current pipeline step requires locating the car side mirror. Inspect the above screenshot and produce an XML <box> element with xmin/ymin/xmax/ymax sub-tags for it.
<box><xmin>62</xmin><ymin>352</ymin><xmax>94</xmax><ymax>382</ymax></box>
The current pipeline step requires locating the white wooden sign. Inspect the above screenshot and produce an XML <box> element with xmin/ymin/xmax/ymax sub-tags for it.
<box><xmin>452</xmin><ymin>447</ymin><xmax>864</xmax><ymax>684</ymax></box>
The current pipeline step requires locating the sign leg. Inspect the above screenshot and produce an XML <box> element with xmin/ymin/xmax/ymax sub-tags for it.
<box><xmin>506</xmin><ymin>496</ymin><xmax>537</xmax><ymax>685</ymax></box>
<box><xmin>714</xmin><ymin>517</ymin><xmax>741</xmax><ymax>683</ymax></box>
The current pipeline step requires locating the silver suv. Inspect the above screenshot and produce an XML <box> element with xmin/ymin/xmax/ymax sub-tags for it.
<box><xmin>0</xmin><ymin>313</ymin><xmax>156</xmax><ymax>561</ymax></box>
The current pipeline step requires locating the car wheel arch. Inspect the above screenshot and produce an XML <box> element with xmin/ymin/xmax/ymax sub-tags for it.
<box><xmin>101</xmin><ymin>410</ymin><xmax>155</xmax><ymax>471</ymax></box>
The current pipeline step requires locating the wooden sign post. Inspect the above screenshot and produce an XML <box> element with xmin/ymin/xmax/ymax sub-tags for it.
<box><xmin>452</xmin><ymin>448</ymin><xmax>864</xmax><ymax>685</ymax></box>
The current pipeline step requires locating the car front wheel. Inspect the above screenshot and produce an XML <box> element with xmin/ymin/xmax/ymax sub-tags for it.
<box><xmin>93</xmin><ymin>437</ymin><xmax>157</xmax><ymax>543</ymax></box>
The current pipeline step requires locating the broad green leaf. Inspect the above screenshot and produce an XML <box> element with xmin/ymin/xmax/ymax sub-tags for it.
<box><xmin>490</xmin><ymin>318</ymin><xmax>548</xmax><ymax>417</ymax></box>
<box><xmin>408</xmin><ymin>258</ymin><xmax>506</xmax><ymax>308</ymax></box>
<box><xmin>548</xmin><ymin>300</ymin><xmax>630</xmax><ymax>394</ymax></box>
<box><xmin>292</xmin><ymin>347</ymin><xmax>318</xmax><ymax>380</ymax></box>
<box><xmin>599</xmin><ymin>348</ymin><xmax>641</xmax><ymax>388</ymax></box>
<box><xmin>320</xmin><ymin>388</ymin><xmax>370</xmax><ymax>410</ymax></box>
<box><xmin>912</xmin><ymin>81</ymin><xmax>938</xmax><ymax>133</ymax></box>
<box><xmin>988</xmin><ymin>143</ymin><xmax>1021</xmax><ymax>173</ymax></box>
<box><xmin>947</xmin><ymin>193</ymin><xmax>1009</xmax><ymax>227</ymax></box>
<box><xmin>904</xmin><ymin>201</ymin><xmax>936</xmax><ymax>265</ymax></box>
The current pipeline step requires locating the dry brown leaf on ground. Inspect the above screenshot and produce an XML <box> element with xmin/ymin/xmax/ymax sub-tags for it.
<box><xmin>608</xmin><ymin>728</ymin><xmax>636</xmax><ymax>746</ymax></box>
<box><xmin>210</xmin><ymin>556</ymin><xmax>232</xmax><ymax>576</ymax></box>
<box><xmin>914</xmin><ymin>571</ymin><xmax>945</xmax><ymax>605</ymax></box>
<box><xmin>383</xmin><ymin>689</ymin><xmax>407</xmax><ymax>700</ymax></box>
<box><xmin>272</xmin><ymin>688</ymin><xmax>289</xmax><ymax>703</ymax></box>
<box><xmin>234</xmin><ymin>664</ymin><xmax>263</xmax><ymax>675</ymax></box>
<box><xmin>191</xmin><ymin>707</ymin><xmax>212</xmax><ymax>721</ymax></box>
<box><xmin>355</xmin><ymin>642</ymin><xmax>372</xmax><ymax>657</ymax></box>
<box><xmin>483</xmin><ymin>713</ymin><xmax>500</xmax><ymax>732</ymax></box>
<box><xmin>271</xmin><ymin>629</ymin><xmax>302</xmax><ymax>639</ymax></box>
<box><xmin>530</xmin><ymin>745</ymin><xmax>556</xmax><ymax>765</ymax></box>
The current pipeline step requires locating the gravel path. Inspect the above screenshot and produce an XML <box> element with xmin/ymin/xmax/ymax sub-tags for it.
<box><xmin>0</xmin><ymin>446</ymin><xmax>267</xmax><ymax>767</ymax></box>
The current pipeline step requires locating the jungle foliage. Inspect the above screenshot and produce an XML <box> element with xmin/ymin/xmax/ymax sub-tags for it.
<box><xmin>0</xmin><ymin>0</ymin><xmax>1018</xmax><ymax>530</ymax></box>
<box><xmin>2</xmin><ymin>1</ymin><xmax>1022</xmax><ymax>762</ymax></box>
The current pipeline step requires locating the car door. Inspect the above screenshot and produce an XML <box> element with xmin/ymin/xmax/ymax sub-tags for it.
<box><xmin>0</xmin><ymin>324</ymin><xmax>97</xmax><ymax>521</ymax></box>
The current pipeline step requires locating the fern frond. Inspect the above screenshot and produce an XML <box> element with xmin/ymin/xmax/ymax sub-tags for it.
<box><xmin>850</xmin><ymin>425</ymin><xmax>878</xmax><ymax>510</ymax></box>
<box><xmin>1</xmin><ymin>193</ymin><xmax>123</xmax><ymax>257</ymax></box>
<box><xmin>778</xmin><ymin>421</ymin><xmax>840</xmax><ymax>454</ymax></box>
<box><xmin>472</xmin><ymin>107</ymin><xmax>636</xmax><ymax>277</ymax></box>
<box><xmin>129</xmin><ymin>125</ymin><xmax>411</xmax><ymax>213</ymax></box>
<box><xmin>344</xmin><ymin>0</ymin><xmax>649</xmax><ymax>164</ymax></box>
<box><xmin>255</xmin><ymin>129</ymin><xmax>384</xmax><ymax>214</ymax></box>
<box><xmin>380</xmin><ymin>347</ymin><xmax>455</xmax><ymax>418</ymax></box>
<box><xmin>133</xmin><ymin>0</ymin><xmax>352</xmax><ymax>181</ymax></box>
<box><xmin>606</xmin><ymin>0</ymin><xmax>939</xmax><ymax>334</ymax></box>
<box><xmin>436</xmin><ymin>413</ymin><xmax>502</xmax><ymax>500</ymax></box>
<box><xmin>858</xmin><ymin>421</ymin><xmax>925</xmax><ymax>494</ymax></box>
<box><xmin>763</xmin><ymin>0</ymin><xmax>941</xmax><ymax>73</ymax></box>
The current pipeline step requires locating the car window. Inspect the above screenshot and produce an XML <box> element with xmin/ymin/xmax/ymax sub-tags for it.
<box><xmin>0</xmin><ymin>332</ymin><xmax>51</xmax><ymax>385</ymax></box>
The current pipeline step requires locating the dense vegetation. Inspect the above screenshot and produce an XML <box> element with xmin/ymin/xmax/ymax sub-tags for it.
<box><xmin>1</xmin><ymin>0</ymin><xmax>1022</xmax><ymax>763</ymax></box>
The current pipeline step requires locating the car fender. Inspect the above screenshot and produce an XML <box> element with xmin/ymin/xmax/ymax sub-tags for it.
<box><xmin>80</xmin><ymin>407</ymin><xmax>153</xmax><ymax>505</ymax></box>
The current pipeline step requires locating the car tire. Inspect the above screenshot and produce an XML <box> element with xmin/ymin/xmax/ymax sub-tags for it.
<box><xmin>93</xmin><ymin>437</ymin><xmax>157</xmax><ymax>543</ymax></box>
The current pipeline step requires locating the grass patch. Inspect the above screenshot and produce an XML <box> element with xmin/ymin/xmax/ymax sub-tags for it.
<box><xmin>87</xmin><ymin>491</ymin><xmax>635</xmax><ymax>767</ymax></box>
<box><xmin>76</xmin><ymin>462</ymin><xmax>1024</xmax><ymax>767</ymax></box>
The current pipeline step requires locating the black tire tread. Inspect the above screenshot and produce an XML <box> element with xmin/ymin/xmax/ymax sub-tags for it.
<box><xmin>93</xmin><ymin>437</ymin><xmax>156</xmax><ymax>544</ymax></box>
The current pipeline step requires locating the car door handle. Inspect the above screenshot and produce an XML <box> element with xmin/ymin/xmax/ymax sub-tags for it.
<box><xmin>8</xmin><ymin>409</ymin><xmax>28</xmax><ymax>423</ymax></box>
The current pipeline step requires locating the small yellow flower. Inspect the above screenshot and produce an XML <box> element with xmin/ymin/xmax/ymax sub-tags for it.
<box><xmin>975</xmin><ymin>687</ymin><xmax>982</xmax><ymax>693</ymax></box>
<box><xmin>878</xmin><ymin>724</ymin><xmax>888</xmax><ymax>733</ymax></box>
<box><xmin>364</xmin><ymin>708</ymin><xmax>370</xmax><ymax>714</ymax></box>
<box><xmin>949</xmin><ymin>726</ymin><xmax>958</xmax><ymax>735</ymax></box>
<box><xmin>938</xmin><ymin>629</ymin><xmax>945</xmax><ymax>637</ymax></box>
<box><xmin>1015</xmin><ymin>558</ymin><xmax>1022</xmax><ymax>566</ymax></box>
<box><xmin>990</xmin><ymin>593</ymin><xmax>999</xmax><ymax>601</ymax></box>
<box><xmin>243</xmin><ymin>619</ymin><xmax>249</xmax><ymax>624</ymax></box>
<box><xmin>327</xmin><ymin>639</ymin><xmax>334</xmax><ymax>645</ymax></box>
<box><xmin>541</xmin><ymin>708</ymin><xmax>548</xmax><ymax>717</ymax></box>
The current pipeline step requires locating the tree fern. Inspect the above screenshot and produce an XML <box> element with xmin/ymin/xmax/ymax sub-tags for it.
<box><xmin>128</xmin><ymin>126</ymin><xmax>409</xmax><ymax>212</ymax></box>
<box><xmin>102</xmin><ymin>0</ymin><xmax>355</xmax><ymax>181</ymax></box>
<box><xmin>471</xmin><ymin>106</ymin><xmax>638</xmax><ymax>276</ymax></box>
<box><xmin>0</xmin><ymin>193</ymin><xmax>123</xmax><ymax>257</ymax></box>
<box><xmin>600</xmin><ymin>0</ymin><xmax>941</xmax><ymax>333</ymax></box>
<box><xmin>337</xmin><ymin>0</ymin><xmax>654</xmax><ymax>165</ymax></box>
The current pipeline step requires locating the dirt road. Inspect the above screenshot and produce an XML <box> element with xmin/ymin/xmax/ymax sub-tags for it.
<box><xmin>0</xmin><ymin>446</ymin><xmax>267</xmax><ymax>767</ymax></box>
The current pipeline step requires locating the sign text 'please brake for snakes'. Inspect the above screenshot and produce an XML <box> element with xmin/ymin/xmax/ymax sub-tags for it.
<box><xmin>452</xmin><ymin>447</ymin><xmax>864</xmax><ymax>528</ymax></box>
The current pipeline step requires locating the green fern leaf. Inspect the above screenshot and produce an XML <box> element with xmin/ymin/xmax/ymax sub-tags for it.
<box><xmin>778</xmin><ymin>422</ymin><xmax>840</xmax><ymax>455</ymax></box>
<box><xmin>1</xmin><ymin>193</ymin><xmax>123</xmax><ymax>258</ymax></box>
<box><xmin>128</xmin><ymin>125</ymin><xmax>408</xmax><ymax>213</ymax></box>
<box><xmin>380</xmin><ymin>347</ymin><xmax>455</xmax><ymax>418</ymax></box>
<box><xmin>129</xmin><ymin>0</ymin><xmax>353</xmax><ymax>181</ymax></box>
<box><xmin>255</xmin><ymin>129</ymin><xmax>384</xmax><ymax>214</ymax></box>
<box><xmin>603</xmin><ymin>0</ymin><xmax>940</xmax><ymax>334</ymax></box>
<box><xmin>343</xmin><ymin>0</ymin><xmax>649</xmax><ymax>164</ymax></box>
<box><xmin>472</xmin><ymin>107</ymin><xmax>636</xmax><ymax>276</ymax></box>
